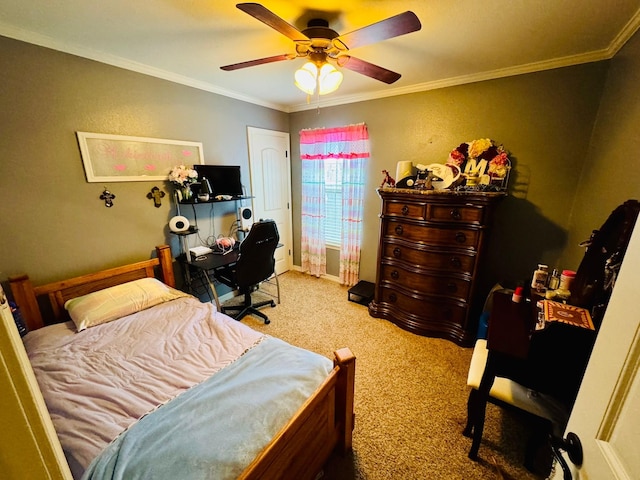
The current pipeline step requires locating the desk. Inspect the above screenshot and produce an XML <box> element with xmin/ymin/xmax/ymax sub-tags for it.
<box><xmin>464</xmin><ymin>291</ymin><xmax>596</xmax><ymax>460</ymax></box>
<box><xmin>180</xmin><ymin>250</ymin><xmax>239</xmax><ymax>309</ymax></box>
<box><xmin>181</xmin><ymin>246</ymin><xmax>282</xmax><ymax>311</ymax></box>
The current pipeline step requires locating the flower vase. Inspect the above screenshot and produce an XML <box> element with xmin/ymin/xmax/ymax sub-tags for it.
<box><xmin>179</xmin><ymin>185</ymin><xmax>193</xmax><ymax>202</ymax></box>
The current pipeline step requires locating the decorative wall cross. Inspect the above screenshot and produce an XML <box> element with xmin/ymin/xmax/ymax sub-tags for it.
<box><xmin>147</xmin><ymin>186</ymin><xmax>165</xmax><ymax>208</ymax></box>
<box><xmin>100</xmin><ymin>188</ymin><xmax>115</xmax><ymax>207</ymax></box>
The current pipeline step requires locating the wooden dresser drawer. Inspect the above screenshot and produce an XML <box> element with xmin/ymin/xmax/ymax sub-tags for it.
<box><xmin>380</xmin><ymin>264</ymin><xmax>471</xmax><ymax>300</ymax></box>
<box><xmin>384</xmin><ymin>220</ymin><xmax>480</xmax><ymax>249</ymax></box>
<box><xmin>383</xmin><ymin>200</ymin><xmax>426</xmax><ymax>220</ymax></box>
<box><xmin>428</xmin><ymin>204</ymin><xmax>485</xmax><ymax>224</ymax></box>
<box><xmin>381</xmin><ymin>242</ymin><xmax>476</xmax><ymax>274</ymax></box>
<box><xmin>377</xmin><ymin>285</ymin><xmax>467</xmax><ymax>325</ymax></box>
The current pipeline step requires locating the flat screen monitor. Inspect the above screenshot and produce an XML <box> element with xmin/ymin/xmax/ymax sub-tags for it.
<box><xmin>193</xmin><ymin>165</ymin><xmax>244</xmax><ymax>197</ymax></box>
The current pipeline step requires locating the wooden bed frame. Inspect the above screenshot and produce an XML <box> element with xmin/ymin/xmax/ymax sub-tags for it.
<box><xmin>10</xmin><ymin>244</ymin><xmax>355</xmax><ymax>480</ymax></box>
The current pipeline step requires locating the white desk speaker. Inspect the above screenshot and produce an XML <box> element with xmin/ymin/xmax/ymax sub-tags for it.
<box><xmin>169</xmin><ymin>215</ymin><xmax>190</xmax><ymax>233</ymax></box>
<box><xmin>238</xmin><ymin>206</ymin><xmax>254</xmax><ymax>231</ymax></box>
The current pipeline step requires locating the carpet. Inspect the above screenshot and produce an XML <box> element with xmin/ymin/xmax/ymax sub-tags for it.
<box><xmin>223</xmin><ymin>271</ymin><xmax>551</xmax><ymax>480</ymax></box>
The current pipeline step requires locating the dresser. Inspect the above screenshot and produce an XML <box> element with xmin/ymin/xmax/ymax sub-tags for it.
<box><xmin>368</xmin><ymin>188</ymin><xmax>505</xmax><ymax>346</ymax></box>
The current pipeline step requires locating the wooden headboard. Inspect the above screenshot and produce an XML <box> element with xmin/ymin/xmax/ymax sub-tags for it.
<box><xmin>9</xmin><ymin>245</ymin><xmax>175</xmax><ymax>331</ymax></box>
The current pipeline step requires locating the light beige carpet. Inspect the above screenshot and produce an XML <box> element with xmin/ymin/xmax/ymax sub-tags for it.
<box><xmin>223</xmin><ymin>271</ymin><xmax>550</xmax><ymax>480</ymax></box>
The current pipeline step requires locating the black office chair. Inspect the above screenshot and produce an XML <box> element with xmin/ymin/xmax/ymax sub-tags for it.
<box><xmin>215</xmin><ymin>219</ymin><xmax>279</xmax><ymax>324</ymax></box>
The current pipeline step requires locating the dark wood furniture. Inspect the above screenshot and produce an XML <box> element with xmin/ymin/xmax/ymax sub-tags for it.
<box><xmin>464</xmin><ymin>291</ymin><xmax>539</xmax><ymax>461</ymax></box>
<box><xmin>369</xmin><ymin>188</ymin><xmax>505</xmax><ymax>346</ymax></box>
<box><xmin>464</xmin><ymin>291</ymin><xmax>596</xmax><ymax>463</ymax></box>
<box><xmin>9</xmin><ymin>245</ymin><xmax>355</xmax><ymax>480</ymax></box>
<box><xmin>464</xmin><ymin>199</ymin><xmax>639</xmax><ymax>467</ymax></box>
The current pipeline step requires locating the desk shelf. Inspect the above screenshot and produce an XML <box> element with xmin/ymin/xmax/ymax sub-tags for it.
<box><xmin>169</xmin><ymin>228</ymin><xmax>198</xmax><ymax>236</ymax></box>
<box><xmin>173</xmin><ymin>192</ymin><xmax>253</xmax><ymax>238</ymax></box>
<box><xmin>177</xmin><ymin>195</ymin><xmax>253</xmax><ymax>205</ymax></box>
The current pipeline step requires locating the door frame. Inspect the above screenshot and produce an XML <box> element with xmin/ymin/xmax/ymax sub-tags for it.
<box><xmin>246</xmin><ymin>126</ymin><xmax>293</xmax><ymax>273</ymax></box>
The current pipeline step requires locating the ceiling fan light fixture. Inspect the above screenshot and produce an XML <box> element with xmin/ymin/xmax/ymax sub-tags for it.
<box><xmin>294</xmin><ymin>61</ymin><xmax>343</xmax><ymax>96</ymax></box>
<box><xmin>317</xmin><ymin>63</ymin><xmax>343</xmax><ymax>95</ymax></box>
<box><xmin>294</xmin><ymin>62</ymin><xmax>318</xmax><ymax>95</ymax></box>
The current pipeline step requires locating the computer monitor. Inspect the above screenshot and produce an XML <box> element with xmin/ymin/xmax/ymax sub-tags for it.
<box><xmin>193</xmin><ymin>165</ymin><xmax>244</xmax><ymax>197</ymax></box>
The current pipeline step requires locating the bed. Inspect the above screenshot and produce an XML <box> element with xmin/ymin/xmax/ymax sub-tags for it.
<box><xmin>10</xmin><ymin>244</ymin><xmax>355</xmax><ymax>480</ymax></box>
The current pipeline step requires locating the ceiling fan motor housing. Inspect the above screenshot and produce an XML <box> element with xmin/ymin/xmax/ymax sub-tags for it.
<box><xmin>296</xmin><ymin>18</ymin><xmax>341</xmax><ymax>57</ymax></box>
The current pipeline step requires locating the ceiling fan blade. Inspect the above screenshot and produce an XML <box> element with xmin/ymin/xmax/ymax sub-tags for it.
<box><xmin>221</xmin><ymin>53</ymin><xmax>296</xmax><ymax>71</ymax></box>
<box><xmin>337</xmin><ymin>56</ymin><xmax>402</xmax><ymax>84</ymax></box>
<box><xmin>333</xmin><ymin>11</ymin><xmax>421</xmax><ymax>51</ymax></box>
<box><xmin>236</xmin><ymin>3</ymin><xmax>310</xmax><ymax>43</ymax></box>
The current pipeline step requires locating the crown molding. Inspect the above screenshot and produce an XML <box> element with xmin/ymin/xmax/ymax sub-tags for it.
<box><xmin>0</xmin><ymin>22</ymin><xmax>289</xmax><ymax>112</ymax></box>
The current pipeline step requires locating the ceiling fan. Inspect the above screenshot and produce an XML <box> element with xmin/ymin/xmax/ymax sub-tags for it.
<box><xmin>221</xmin><ymin>3</ymin><xmax>421</xmax><ymax>93</ymax></box>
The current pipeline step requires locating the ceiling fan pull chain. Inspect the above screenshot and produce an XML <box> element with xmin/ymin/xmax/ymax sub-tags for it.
<box><xmin>316</xmin><ymin>71</ymin><xmax>321</xmax><ymax>113</ymax></box>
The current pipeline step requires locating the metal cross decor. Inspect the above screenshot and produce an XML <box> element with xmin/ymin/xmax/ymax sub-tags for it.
<box><xmin>100</xmin><ymin>188</ymin><xmax>116</xmax><ymax>207</ymax></box>
<box><xmin>147</xmin><ymin>186</ymin><xmax>165</xmax><ymax>208</ymax></box>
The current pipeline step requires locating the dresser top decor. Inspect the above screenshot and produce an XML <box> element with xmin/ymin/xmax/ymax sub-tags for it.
<box><xmin>448</xmin><ymin>138</ymin><xmax>511</xmax><ymax>191</ymax></box>
<box><xmin>393</xmin><ymin>138</ymin><xmax>512</xmax><ymax>193</ymax></box>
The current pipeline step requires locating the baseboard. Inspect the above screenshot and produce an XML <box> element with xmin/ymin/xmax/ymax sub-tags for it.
<box><xmin>290</xmin><ymin>265</ymin><xmax>341</xmax><ymax>283</ymax></box>
<box><xmin>218</xmin><ymin>291</ymin><xmax>236</xmax><ymax>303</ymax></box>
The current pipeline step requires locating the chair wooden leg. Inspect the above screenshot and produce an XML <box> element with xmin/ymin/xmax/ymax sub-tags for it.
<box><xmin>463</xmin><ymin>389</ymin><xmax>478</xmax><ymax>437</ymax></box>
<box><xmin>467</xmin><ymin>352</ymin><xmax>498</xmax><ymax>460</ymax></box>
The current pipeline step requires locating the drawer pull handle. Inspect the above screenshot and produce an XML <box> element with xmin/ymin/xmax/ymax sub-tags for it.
<box><xmin>388</xmin><ymin>293</ymin><xmax>397</xmax><ymax>303</ymax></box>
<box><xmin>450</xmin><ymin>208</ymin><xmax>461</xmax><ymax>220</ymax></box>
<box><xmin>455</xmin><ymin>232</ymin><xmax>467</xmax><ymax>244</ymax></box>
<box><xmin>393</xmin><ymin>247</ymin><xmax>402</xmax><ymax>258</ymax></box>
<box><xmin>391</xmin><ymin>270</ymin><xmax>399</xmax><ymax>280</ymax></box>
<box><xmin>401</xmin><ymin>205</ymin><xmax>409</xmax><ymax>215</ymax></box>
<box><xmin>450</xmin><ymin>256</ymin><xmax>462</xmax><ymax>268</ymax></box>
<box><xmin>395</xmin><ymin>225</ymin><xmax>404</xmax><ymax>235</ymax></box>
<box><xmin>446</xmin><ymin>282</ymin><xmax>457</xmax><ymax>293</ymax></box>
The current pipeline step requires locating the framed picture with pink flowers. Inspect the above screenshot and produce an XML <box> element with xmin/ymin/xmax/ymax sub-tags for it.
<box><xmin>77</xmin><ymin>132</ymin><xmax>204</xmax><ymax>182</ymax></box>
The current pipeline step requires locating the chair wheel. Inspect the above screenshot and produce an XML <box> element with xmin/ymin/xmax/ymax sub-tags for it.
<box><xmin>264</xmin><ymin>318</ymin><xmax>271</xmax><ymax>325</ymax></box>
<box><xmin>270</xmin><ymin>301</ymin><xmax>275</xmax><ymax>307</ymax></box>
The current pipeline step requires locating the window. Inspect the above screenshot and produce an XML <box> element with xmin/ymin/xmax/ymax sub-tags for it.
<box><xmin>324</xmin><ymin>158</ymin><xmax>342</xmax><ymax>247</ymax></box>
<box><xmin>300</xmin><ymin>123</ymin><xmax>369</xmax><ymax>286</ymax></box>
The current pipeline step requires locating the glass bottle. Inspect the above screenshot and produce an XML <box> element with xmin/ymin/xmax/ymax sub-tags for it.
<box><xmin>548</xmin><ymin>268</ymin><xmax>561</xmax><ymax>290</ymax></box>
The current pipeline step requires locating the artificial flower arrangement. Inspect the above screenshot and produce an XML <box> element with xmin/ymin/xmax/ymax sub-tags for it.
<box><xmin>169</xmin><ymin>164</ymin><xmax>198</xmax><ymax>201</ymax></box>
<box><xmin>169</xmin><ymin>164</ymin><xmax>198</xmax><ymax>187</ymax></box>
<box><xmin>447</xmin><ymin>138</ymin><xmax>511</xmax><ymax>190</ymax></box>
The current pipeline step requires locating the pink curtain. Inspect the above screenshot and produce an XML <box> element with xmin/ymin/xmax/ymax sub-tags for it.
<box><xmin>300</xmin><ymin>123</ymin><xmax>369</xmax><ymax>285</ymax></box>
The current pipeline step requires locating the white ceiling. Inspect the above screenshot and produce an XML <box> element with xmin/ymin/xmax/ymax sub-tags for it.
<box><xmin>2</xmin><ymin>1</ymin><xmax>640</xmax><ymax>112</ymax></box>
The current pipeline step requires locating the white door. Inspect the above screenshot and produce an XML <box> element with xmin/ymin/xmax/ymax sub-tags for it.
<box><xmin>552</xmin><ymin>222</ymin><xmax>640</xmax><ymax>479</ymax></box>
<box><xmin>0</xmin><ymin>285</ymin><xmax>73</xmax><ymax>479</ymax></box>
<box><xmin>246</xmin><ymin>127</ymin><xmax>293</xmax><ymax>274</ymax></box>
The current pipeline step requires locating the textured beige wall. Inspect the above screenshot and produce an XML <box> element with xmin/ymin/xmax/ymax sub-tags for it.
<box><xmin>290</xmin><ymin>63</ymin><xmax>609</xmax><ymax>287</ymax></box>
<box><xmin>0</xmin><ymin>36</ymin><xmax>288</xmax><ymax>285</ymax></box>
<box><xmin>1</xmin><ymin>31</ymin><xmax>638</xmax><ymax>293</ymax></box>
<box><xmin>563</xmin><ymin>30</ymin><xmax>640</xmax><ymax>268</ymax></box>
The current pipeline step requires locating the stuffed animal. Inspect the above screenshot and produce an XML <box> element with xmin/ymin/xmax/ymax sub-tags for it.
<box><xmin>380</xmin><ymin>169</ymin><xmax>396</xmax><ymax>188</ymax></box>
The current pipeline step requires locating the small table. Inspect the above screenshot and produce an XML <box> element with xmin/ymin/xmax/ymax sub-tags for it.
<box><xmin>465</xmin><ymin>291</ymin><xmax>596</xmax><ymax>460</ymax></box>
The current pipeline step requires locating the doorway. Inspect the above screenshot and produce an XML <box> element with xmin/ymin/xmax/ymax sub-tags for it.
<box><xmin>246</xmin><ymin>127</ymin><xmax>293</xmax><ymax>275</ymax></box>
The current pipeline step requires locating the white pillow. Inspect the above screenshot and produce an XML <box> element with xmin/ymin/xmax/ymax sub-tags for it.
<box><xmin>64</xmin><ymin>278</ymin><xmax>189</xmax><ymax>332</ymax></box>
